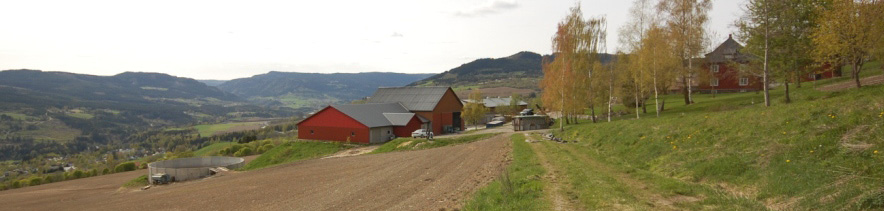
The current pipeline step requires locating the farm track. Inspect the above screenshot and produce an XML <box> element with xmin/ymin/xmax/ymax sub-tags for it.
<box><xmin>0</xmin><ymin>134</ymin><xmax>510</xmax><ymax>211</ymax></box>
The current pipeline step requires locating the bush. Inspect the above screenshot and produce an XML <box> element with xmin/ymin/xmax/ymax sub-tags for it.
<box><xmin>28</xmin><ymin>177</ymin><xmax>42</xmax><ymax>186</ymax></box>
<box><xmin>102</xmin><ymin>168</ymin><xmax>110</xmax><ymax>175</ymax></box>
<box><xmin>233</xmin><ymin>147</ymin><xmax>253</xmax><ymax>157</ymax></box>
<box><xmin>114</xmin><ymin>162</ymin><xmax>137</xmax><ymax>173</ymax></box>
<box><xmin>258</xmin><ymin>144</ymin><xmax>275</xmax><ymax>153</ymax></box>
<box><xmin>140</xmin><ymin>162</ymin><xmax>148</xmax><ymax>169</ymax></box>
<box><xmin>0</xmin><ymin>184</ymin><xmax>6</xmax><ymax>190</ymax></box>
<box><xmin>43</xmin><ymin>175</ymin><xmax>54</xmax><ymax>183</ymax></box>
<box><xmin>90</xmin><ymin>169</ymin><xmax>98</xmax><ymax>176</ymax></box>
<box><xmin>10</xmin><ymin>180</ymin><xmax>21</xmax><ymax>188</ymax></box>
<box><xmin>72</xmin><ymin>170</ymin><xmax>85</xmax><ymax>179</ymax></box>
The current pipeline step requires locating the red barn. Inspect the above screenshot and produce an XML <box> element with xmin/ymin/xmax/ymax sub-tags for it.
<box><xmin>699</xmin><ymin>35</ymin><xmax>765</xmax><ymax>93</ymax></box>
<box><xmin>297</xmin><ymin>103</ymin><xmax>428</xmax><ymax>144</ymax></box>
<box><xmin>800</xmin><ymin>63</ymin><xmax>843</xmax><ymax>82</ymax></box>
<box><xmin>368</xmin><ymin>87</ymin><xmax>464</xmax><ymax>134</ymax></box>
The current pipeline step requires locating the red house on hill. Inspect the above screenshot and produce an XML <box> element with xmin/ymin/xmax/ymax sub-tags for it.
<box><xmin>297</xmin><ymin>103</ymin><xmax>429</xmax><ymax>144</ymax></box>
<box><xmin>699</xmin><ymin>35</ymin><xmax>765</xmax><ymax>93</ymax></box>
<box><xmin>367</xmin><ymin>87</ymin><xmax>464</xmax><ymax>134</ymax></box>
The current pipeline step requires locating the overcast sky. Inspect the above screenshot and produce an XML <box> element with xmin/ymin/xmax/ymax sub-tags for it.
<box><xmin>0</xmin><ymin>0</ymin><xmax>743</xmax><ymax>80</ymax></box>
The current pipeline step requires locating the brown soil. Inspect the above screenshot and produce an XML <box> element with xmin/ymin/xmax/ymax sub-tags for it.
<box><xmin>817</xmin><ymin>75</ymin><xmax>884</xmax><ymax>92</ymax></box>
<box><xmin>0</xmin><ymin>135</ymin><xmax>511</xmax><ymax>211</ymax></box>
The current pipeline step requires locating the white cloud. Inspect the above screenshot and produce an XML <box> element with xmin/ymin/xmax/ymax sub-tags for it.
<box><xmin>391</xmin><ymin>32</ymin><xmax>404</xmax><ymax>37</ymax></box>
<box><xmin>455</xmin><ymin>0</ymin><xmax>519</xmax><ymax>17</ymax></box>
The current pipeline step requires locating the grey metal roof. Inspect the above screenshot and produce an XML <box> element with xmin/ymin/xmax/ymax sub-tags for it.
<box><xmin>482</xmin><ymin>97</ymin><xmax>528</xmax><ymax>108</ymax></box>
<box><xmin>367</xmin><ymin>86</ymin><xmax>451</xmax><ymax>111</ymax></box>
<box><xmin>705</xmin><ymin>35</ymin><xmax>751</xmax><ymax>63</ymax></box>
<box><xmin>331</xmin><ymin>103</ymin><xmax>411</xmax><ymax>128</ymax></box>
<box><xmin>382</xmin><ymin>113</ymin><xmax>417</xmax><ymax>126</ymax></box>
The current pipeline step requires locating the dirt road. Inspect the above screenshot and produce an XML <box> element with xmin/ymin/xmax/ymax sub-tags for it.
<box><xmin>0</xmin><ymin>134</ymin><xmax>511</xmax><ymax>211</ymax></box>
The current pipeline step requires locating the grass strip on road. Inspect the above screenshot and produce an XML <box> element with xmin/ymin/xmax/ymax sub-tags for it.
<box><xmin>240</xmin><ymin>141</ymin><xmax>348</xmax><ymax>171</ymax></box>
<box><xmin>463</xmin><ymin>133</ymin><xmax>548</xmax><ymax>211</ymax></box>
<box><xmin>372</xmin><ymin>133</ymin><xmax>498</xmax><ymax>154</ymax></box>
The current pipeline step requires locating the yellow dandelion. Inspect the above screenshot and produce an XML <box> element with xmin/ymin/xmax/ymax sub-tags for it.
<box><xmin>786</xmin><ymin>159</ymin><xmax>791</xmax><ymax>163</ymax></box>
<box><xmin>875</xmin><ymin>150</ymin><xmax>879</xmax><ymax>154</ymax></box>
<box><xmin>810</xmin><ymin>150</ymin><xmax>814</xmax><ymax>153</ymax></box>
<box><xmin>782</xmin><ymin>132</ymin><xmax>787</xmax><ymax>135</ymax></box>
<box><xmin>673</xmin><ymin>145</ymin><xmax>678</xmax><ymax>150</ymax></box>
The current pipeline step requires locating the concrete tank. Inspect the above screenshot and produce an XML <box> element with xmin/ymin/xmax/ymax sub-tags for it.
<box><xmin>147</xmin><ymin>156</ymin><xmax>244</xmax><ymax>183</ymax></box>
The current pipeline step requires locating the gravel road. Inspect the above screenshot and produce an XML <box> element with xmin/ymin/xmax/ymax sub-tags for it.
<box><xmin>0</xmin><ymin>134</ymin><xmax>511</xmax><ymax>211</ymax></box>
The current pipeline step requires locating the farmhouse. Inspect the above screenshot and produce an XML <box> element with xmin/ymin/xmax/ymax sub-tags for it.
<box><xmin>297</xmin><ymin>102</ymin><xmax>429</xmax><ymax>144</ymax></box>
<box><xmin>699</xmin><ymin>35</ymin><xmax>764</xmax><ymax>93</ymax></box>
<box><xmin>368</xmin><ymin>86</ymin><xmax>464</xmax><ymax>134</ymax></box>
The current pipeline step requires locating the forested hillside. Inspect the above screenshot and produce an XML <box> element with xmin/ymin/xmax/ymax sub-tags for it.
<box><xmin>217</xmin><ymin>71</ymin><xmax>433</xmax><ymax>108</ymax></box>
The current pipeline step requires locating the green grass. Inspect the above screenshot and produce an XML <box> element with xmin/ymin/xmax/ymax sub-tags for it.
<box><xmin>464</xmin><ymin>134</ymin><xmax>548</xmax><ymax>211</ymax></box>
<box><xmin>0</xmin><ymin>112</ymin><xmax>31</xmax><ymax>120</ymax></box>
<box><xmin>371</xmin><ymin>133</ymin><xmax>499</xmax><ymax>154</ymax></box>
<box><xmin>193</xmin><ymin>142</ymin><xmax>237</xmax><ymax>156</ymax></box>
<box><xmin>194</xmin><ymin>122</ymin><xmax>262</xmax><ymax>137</ymax></box>
<box><xmin>121</xmin><ymin>175</ymin><xmax>148</xmax><ymax>188</ymax></box>
<box><xmin>240</xmin><ymin>141</ymin><xmax>348</xmax><ymax>170</ymax></box>
<box><xmin>66</xmin><ymin>112</ymin><xmax>94</xmax><ymax>119</ymax></box>
<box><xmin>547</xmin><ymin>76</ymin><xmax>884</xmax><ymax>209</ymax></box>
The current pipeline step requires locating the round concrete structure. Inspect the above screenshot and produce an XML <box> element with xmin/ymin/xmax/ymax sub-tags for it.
<box><xmin>147</xmin><ymin>156</ymin><xmax>244</xmax><ymax>183</ymax></box>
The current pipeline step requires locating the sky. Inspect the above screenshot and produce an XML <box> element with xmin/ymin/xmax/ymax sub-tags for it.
<box><xmin>0</xmin><ymin>0</ymin><xmax>744</xmax><ymax>80</ymax></box>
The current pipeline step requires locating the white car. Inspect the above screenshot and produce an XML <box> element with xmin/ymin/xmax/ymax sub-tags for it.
<box><xmin>411</xmin><ymin>129</ymin><xmax>428</xmax><ymax>138</ymax></box>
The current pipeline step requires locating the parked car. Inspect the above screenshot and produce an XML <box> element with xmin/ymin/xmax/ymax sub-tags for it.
<box><xmin>411</xmin><ymin>129</ymin><xmax>428</xmax><ymax>138</ymax></box>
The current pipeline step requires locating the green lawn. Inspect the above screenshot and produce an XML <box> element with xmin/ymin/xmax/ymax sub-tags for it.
<box><xmin>545</xmin><ymin>76</ymin><xmax>884</xmax><ymax>209</ymax></box>
<box><xmin>0</xmin><ymin>112</ymin><xmax>31</xmax><ymax>120</ymax></box>
<box><xmin>66</xmin><ymin>112</ymin><xmax>94</xmax><ymax>119</ymax></box>
<box><xmin>464</xmin><ymin>134</ymin><xmax>548</xmax><ymax>210</ymax></box>
<box><xmin>193</xmin><ymin>142</ymin><xmax>237</xmax><ymax>156</ymax></box>
<box><xmin>240</xmin><ymin>141</ymin><xmax>348</xmax><ymax>170</ymax></box>
<box><xmin>194</xmin><ymin>122</ymin><xmax>263</xmax><ymax>137</ymax></box>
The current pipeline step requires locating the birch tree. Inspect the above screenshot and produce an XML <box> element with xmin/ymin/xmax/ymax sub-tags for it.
<box><xmin>813</xmin><ymin>0</ymin><xmax>884</xmax><ymax>88</ymax></box>
<box><xmin>658</xmin><ymin>0</ymin><xmax>711</xmax><ymax>105</ymax></box>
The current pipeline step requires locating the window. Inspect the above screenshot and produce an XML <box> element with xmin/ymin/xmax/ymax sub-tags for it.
<box><xmin>712</xmin><ymin>65</ymin><xmax>720</xmax><ymax>73</ymax></box>
<box><xmin>739</xmin><ymin>77</ymin><xmax>749</xmax><ymax>86</ymax></box>
<box><xmin>351</xmin><ymin>132</ymin><xmax>355</xmax><ymax>136</ymax></box>
<box><xmin>310</xmin><ymin>130</ymin><xmax>314</xmax><ymax>135</ymax></box>
<box><xmin>386</xmin><ymin>130</ymin><xmax>391</xmax><ymax>134</ymax></box>
<box><xmin>711</xmin><ymin>78</ymin><xmax>719</xmax><ymax>87</ymax></box>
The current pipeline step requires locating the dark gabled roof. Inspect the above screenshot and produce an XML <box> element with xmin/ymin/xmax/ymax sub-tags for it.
<box><xmin>330</xmin><ymin>103</ymin><xmax>412</xmax><ymax>128</ymax></box>
<box><xmin>705</xmin><ymin>35</ymin><xmax>751</xmax><ymax>63</ymax></box>
<box><xmin>382</xmin><ymin>113</ymin><xmax>427</xmax><ymax>126</ymax></box>
<box><xmin>367</xmin><ymin>86</ymin><xmax>453</xmax><ymax>111</ymax></box>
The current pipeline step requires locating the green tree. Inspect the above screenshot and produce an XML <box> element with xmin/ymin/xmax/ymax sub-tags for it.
<box><xmin>658</xmin><ymin>0</ymin><xmax>712</xmax><ymax>105</ymax></box>
<box><xmin>462</xmin><ymin>90</ymin><xmax>488</xmax><ymax>130</ymax></box>
<box><xmin>509</xmin><ymin>94</ymin><xmax>524</xmax><ymax>116</ymax></box>
<box><xmin>114</xmin><ymin>162</ymin><xmax>137</xmax><ymax>173</ymax></box>
<box><xmin>812</xmin><ymin>0</ymin><xmax>884</xmax><ymax>88</ymax></box>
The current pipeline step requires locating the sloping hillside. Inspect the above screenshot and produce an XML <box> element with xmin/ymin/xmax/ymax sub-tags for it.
<box><xmin>410</xmin><ymin>51</ymin><xmax>613</xmax><ymax>94</ymax></box>
<box><xmin>217</xmin><ymin>71</ymin><xmax>433</xmax><ymax>108</ymax></box>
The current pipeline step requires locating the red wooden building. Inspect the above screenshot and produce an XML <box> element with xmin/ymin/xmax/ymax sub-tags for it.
<box><xmin>368</xmin><ymin>87</ymin><xmax>464</xmax><ymax>134</ymax></box>
<box><xmin>699</xmin><ymin>35</ymin><xmax>765</xmax><ymax>93</ymax></box>
<box><xmin>297</xmin><ymin>103</ymin><xmax>428</xmax><ymax>144</ymax></box>
<box><xmin>800</xmin><ymin>63</ymin><xmax>842</xmax><ymax>82</ymax></box>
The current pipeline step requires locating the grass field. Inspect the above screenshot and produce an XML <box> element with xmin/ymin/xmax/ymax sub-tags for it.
<box><xmin>194</xmin><ymin>122</ymin><xmax>264</xmax><ymax>137</ymax></box>
<box><xmin>121</xmin><ymin>175</ymin><xmax>148</xmax><ymax>188</ymax></box>
<box><xmin>371</xmin><ymin>133</ymin><xmax>499</xmax><ymax>154</ymax></box>
<box><xmin>193</xmin><ymin>142</ymin><xmax>237</xmax><ymax>157</ymax></box>
<box><xmin>539</xmin><ymin>75</ymin><xmax>884</xmax><ymax>209</ymax></box>
<box><xmin>240</xmin><ymin>141</ymin><xmax>348</xmax><ymax>170</ymax></box>
<box><xmin>464</xmin><ymin>134</ymin><xmax>548</xmax><ymax>210</ymax></box>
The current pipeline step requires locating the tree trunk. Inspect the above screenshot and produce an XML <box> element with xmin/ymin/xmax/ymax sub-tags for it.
<box><xmin>641</xmin><ymin>100</ymin><xmax>647</xmax><ymax>113</ymax></box>
<box><xmin>635</xmin><ymin>87</ymin><xmax>641</xmax><ymax>119</ymax></box>
<box><xmin>682</xmin><ymin>76</ymin><xmax>690</xmax><ymax>105</ymax></box>
<box><xmin>660</xmin><ymin>99</ymin><xmax>665</xmax><ymax>111</ymax></box>
<box><xmin>854</xmin><ymin>60</ymin><xmax>864</xmax><ymax>88</ymax></box>
<box><xmin>590</xmin><ymin>105</ymin><xmax>597</xmax><ymax>123</ymax></box>
<box><xmin>653</xmin><ymin>66</ymin><xmax>660</xmax><ymax>117</ymax></box>
<box><xmin>784</xmin><ymin>80</ymin><xmax>791</xmax><ymax>104</ymax></box>
<box><xmin>762</xmin><ymin>5</ymin><xmax>771</xmax><ymax>107</ymax></box>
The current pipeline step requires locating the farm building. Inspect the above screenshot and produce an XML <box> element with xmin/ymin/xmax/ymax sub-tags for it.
<box><xmin>297</xmin><ymin>102</ymin><xmax>429</xmax><ymax>144</ymax></box>
<box><xmin>698</xmin><ymin>35</ymin><xmax>765</xmax><ymax>93</ymax></box>
<box><xmin>368</xmin><ymin>87</ymin><xmax>464</xmax><ymax>134</ymax></box>
<box><xmin>462</xmin><ymin>96</ymin><xmax>528</xmax><ymax>114</ymax></box>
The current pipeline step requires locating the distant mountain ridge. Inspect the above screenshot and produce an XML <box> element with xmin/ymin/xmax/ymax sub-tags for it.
<box><xmin>409</xmin><ymin>51</ymin><xmax>614</xmax><ymax>89</ymax></box>
<box><xmin>216</xmin><ymin>71</ymin><xmax>433</xmax><ymax>107</ymax></box>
